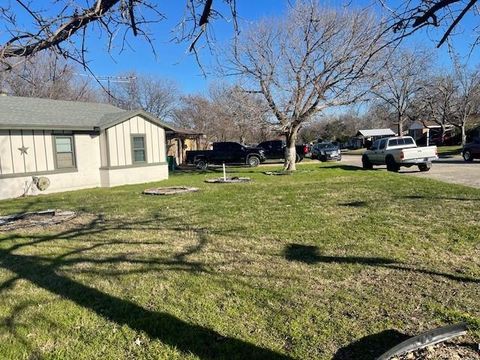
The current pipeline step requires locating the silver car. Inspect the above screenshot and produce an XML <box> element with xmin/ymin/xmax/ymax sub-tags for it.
<box><xmin>311</xmin><ymin>142</ymin><xmax>342</xmax><ymax>162</ymax></box>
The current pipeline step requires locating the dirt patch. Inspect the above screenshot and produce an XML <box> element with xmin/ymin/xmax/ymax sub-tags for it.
<box><xmin>0</xmin><ymin>210</ymin><xmax>99</xmax><ymax>232</ymax></box>
<box><xmin>143</xmin><ymin>186</ymin><xmax>199</xmax><ymax>195</ymax></box>
<box><xmin>395</xmin><ymin>342</ymin><xmax>480</xmax><ymax>359</ymax></box>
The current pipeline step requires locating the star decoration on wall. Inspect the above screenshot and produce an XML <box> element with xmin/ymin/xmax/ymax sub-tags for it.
<box><xmin>18</xmin><ymin>146</ymin><xmax>29</xmax><ymax>155</ymax></box>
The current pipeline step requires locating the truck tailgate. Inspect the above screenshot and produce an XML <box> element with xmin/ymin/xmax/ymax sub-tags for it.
<box><xmin>402</xmin><ymin>146</ymin><xmax>437</xmax><ymax>161</ymax></box>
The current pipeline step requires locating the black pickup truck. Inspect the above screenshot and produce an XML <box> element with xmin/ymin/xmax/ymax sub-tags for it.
<box><xmin>186</xmin><ymin>142</ymin><xmax>266</xmax><ymax>170</ymax></box>
<box><xmin>256</xmin><ymin>140</ymin><xmax>310</xmax><ymax>162</ymax></box>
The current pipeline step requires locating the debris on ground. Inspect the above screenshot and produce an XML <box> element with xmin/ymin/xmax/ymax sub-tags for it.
<box><xmin>394</xmin><ymin>341</ymin><xmax>480</xmax><ymax>359</ymax></box>
<box><xmin>205</xmin><ymin>177</ymin><xmax>251</xmax><ymax>183</ymax></box>
<box><xmin>143</xmin><ymin>186</ymin><xmax>199</xmax><ymax>195</ymax></box>
<box><xmin>0</xmin><ymin>209</ymin><xmax>77</xmax><ymax>231</ymax></box>
<box><xmin>263</xmin><ymin>171</ymin><xmax>292</xmax><ymax>176</ymax></box>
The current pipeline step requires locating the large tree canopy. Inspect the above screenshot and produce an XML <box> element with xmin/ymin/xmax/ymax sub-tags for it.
<box><xmin>227</xmin><ymin>1</ymin><xmax>391</xmax><ymax>170</ymax></box>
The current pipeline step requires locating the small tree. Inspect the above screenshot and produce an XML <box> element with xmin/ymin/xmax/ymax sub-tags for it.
<box><xmin>372</xmin><ymin>49</ymin><xmax>431</xmax><ymax>135</ymax></box>
<box><xmin>227</xmin><ymin>1</ymin><xmax>389</xmax><ymax>170</ymax></box>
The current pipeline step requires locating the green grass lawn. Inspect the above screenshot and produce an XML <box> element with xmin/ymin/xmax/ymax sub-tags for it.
<box><xmin>0</xmin><ymin>163</ymin><xmax>479</xmax><ymax>359</ymax></box>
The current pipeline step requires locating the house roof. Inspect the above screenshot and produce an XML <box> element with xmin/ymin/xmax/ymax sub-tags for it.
<box><xmin>356</xmin><ymin>128</ymin><xmax>396</xmax><ymax>137</ymax></box>
<box><xmin>0</xmin><ymin>96</ymin><xmax>175</xmax><ymax>131</ymax></box>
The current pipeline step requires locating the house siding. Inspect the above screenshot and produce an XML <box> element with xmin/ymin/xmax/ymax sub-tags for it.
<box><xmin>0</xmin><ymin>129</ymin><xmax>56</xmax><ymax>175</ymax></box>
<box><xmin>0</xmin><ymin>115</ymin><xmax>169</xmax><ymax>200</ymax></box>
<box><xmin>103</xmin><ymin>115</ymin><xmax>166</xmax><ymax>167</ymax></box>
<box><xmin>0</xmin><ymin>132</ymin><xmax>102</xmax><ymax>199</ymax></box>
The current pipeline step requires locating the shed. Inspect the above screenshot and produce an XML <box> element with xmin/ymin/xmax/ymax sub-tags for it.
<box><xmin>0</xmin><ymin>96</ymin><xmax>174</xmax><ymax>200</ymax></box>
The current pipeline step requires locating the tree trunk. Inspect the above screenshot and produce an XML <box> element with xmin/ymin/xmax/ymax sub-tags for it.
<box><xmin>397</xmin><ymin>114</ymin><xmax>404</xmax><ymax>136</ymax></box>
<box><xmin>461</xmin><ymin>123</ymin><xmax>467</xmax><ymax>146</ymax></box>
<box><xmin>284</xmin><ymin>130</ymin><xmax>298</xmax><ymax>171</ymax></box>
<box><xmin>440</xmin><ymin>124</ymin><xmax>446</xmax><ymax>145</ymax></box>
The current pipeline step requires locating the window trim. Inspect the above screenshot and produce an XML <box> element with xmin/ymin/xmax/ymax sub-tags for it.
<box><xmin>131</xmin><ymin>134</ymin><xmax>147</xmax><ymax>164</ymax></box>
<box><xmin>53</xmin><ymin>135</ymin><xmax>77</xmax><ymax>169</ymax></box>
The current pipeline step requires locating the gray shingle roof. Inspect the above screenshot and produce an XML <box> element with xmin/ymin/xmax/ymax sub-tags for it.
<box><xmin>0</xmin><ymin>96</ymin><xmax>173</xmax><ymax>131</ymax></box>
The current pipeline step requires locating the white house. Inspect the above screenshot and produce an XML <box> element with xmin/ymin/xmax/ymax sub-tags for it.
<box><xmin>0</xmin><ymin>96</ymin><xmax>174</xmax><ymax>200</ymax></box>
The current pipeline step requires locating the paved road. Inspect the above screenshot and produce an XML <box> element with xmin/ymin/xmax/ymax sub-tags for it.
<box><xmin>341</xmin><ymin>154</ymin><xmax>480</xmax><ymax>189</ymax></box>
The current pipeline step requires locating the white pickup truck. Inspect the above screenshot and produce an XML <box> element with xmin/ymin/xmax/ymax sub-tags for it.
<box><xmin>362</xmin><ymin>136</ymin><xmax>438</xmax><ymax>172</ymax></box>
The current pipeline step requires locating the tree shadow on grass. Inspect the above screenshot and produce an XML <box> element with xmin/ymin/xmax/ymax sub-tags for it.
<box><xmin>332</xmin><ymin>329</ymin><xmax>410</xmax><ymax>360</ymax></box>
<box><xmin>285</xmin><ymin>244</ymin><xmax>394</xmax><ymax>266</ymax></box>
<box><xmin>284</xmin><ymin>244</ymin><xmax>479</xmax><ymax>284</ymax></box>
<box><xmin>0</xmin><ymin>216</ymin><xmax>292</xmax><ymax>359</ymax></box>
<box><xmin>401</xmin><ymin>194</ymin><xmax>480</xmax><ymax>202</ymax></box>
<box><xmin>339</xmin><ymin>201</ymin><xmax>368</xmax><ymax>208</ymax></box>
<box><xmin>319</xmin><ymin>165</ymin><xmax>366</xmax><ymax>171</ymax></box>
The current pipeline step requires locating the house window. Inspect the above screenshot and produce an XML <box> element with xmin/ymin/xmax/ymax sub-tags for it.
<box><xmin>54</xmin><ymin>135</ymin><xmax>76</xmax><ymax>169</ymax></box>
<box><xmin>131</xmin><ymin>135</ymin><xmax>147</xmax><ymax>163</ymax></box>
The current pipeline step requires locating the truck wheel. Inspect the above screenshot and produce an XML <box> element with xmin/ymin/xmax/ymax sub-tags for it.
<box><xmin>418</xmin><ymin>163</ymin><xmax>431</xmax><ymax>172</ymax></box>
<box><xmin>463</xmin><ymin>150</ymin><xmax>474</xmax><ymax>162</ymax></box>
<box><xmin>247</xmin><ymin>155</ymin><xmax>260</xmax><ymax>167</ymax></box>
<box><xmin>196</xmin><ymin>160</ymin><xmax>208</xmax><ymax>171</ymax></box>
<box><xmin>386</xmin><ymin>156</ymin><xmax>399</xmax><ymax>172</ymax></box>
<box><xmin>319</xmin><ymin>155</ymin><xmax>327</xmax><ymax>162</ymax></box>
<box><xmin>362</xmin><ymin>155</ymin><xmax>373</xmax><ymax>170</ymax></box>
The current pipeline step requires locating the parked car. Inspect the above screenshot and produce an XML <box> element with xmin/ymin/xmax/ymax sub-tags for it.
<box><xmin>462</xmin><ymin>138</ymin><xmax>480</xmax><ymax>161</ymax></box>
<box><xmin>186</xmin><ymin>142</ymin><xmax>266</xmax><ymax>170</ymax></box>
<box><xmin>362</xmin><ymin>136</ymin><xmax>437</xmax><ymax>172</ymax></box>
<box><xmin>311</xmin><ymin>142</ymin><xmax>342</xmax><ymax>162</ymax></box>
<box><xmin>256</xmin><ymin>140</ymin><xmax>310</xmax><ymax>163</ymax></box>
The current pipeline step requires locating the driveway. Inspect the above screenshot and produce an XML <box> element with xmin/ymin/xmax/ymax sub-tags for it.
<box><xmin>341</xmin><ymin>154</ymin><xmax>480</xmax><ymax>189</ymax></box>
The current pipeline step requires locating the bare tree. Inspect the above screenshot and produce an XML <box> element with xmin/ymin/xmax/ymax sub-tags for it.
<box><xmin>415</xmin><ymin>74</ymin><xmax>457</xmax><ymax>144</ymax></box>
<box><xmin>379</xmin><ymin>0</ymin><xmax>480</xmax><ymax>48</ymax></box>
<box><xmin>0</xmin><ymin>1</ymin><xmax>237</xmax><ymax>73</ymax></box>
<box><xmin>173</xmin><ymin>94</ymin><xmax>219</xmax><ymax>148</ymax></box>
<box><xmin>226</xmin><ymin>1</ymin><xmax>390</xmax><ymax>170</ymax></box>
<box><xmin>1</xmin><ymin>50</ymin><xmax>98</xmax><ymax>101</ymax></box>
<box><xmin>109</xmin><ymin>72</ymin><xmax>179</xmax><ymax>120</ymax></box>
<box><xmin>449</xmin><ymin>60</ymin><xmax>480</xmax><ymax>145</ymax></box>
<box><xmin>173</xmin><ymin>84</ymin><xmax>271</xmax><ymax>146</ymax></box>
<box><xmin>372</xmin><ymin>48</ymin><xmax>431</xmax><ymax>135</ymax></box>
<box><xmin>209</xmin><ymin>84</ymin><xmax>271</xmax><ymax>144</ymax></box>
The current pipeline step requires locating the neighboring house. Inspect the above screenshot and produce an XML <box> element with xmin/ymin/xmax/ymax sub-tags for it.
<box><xmin>408</xmin><ymin>120</ymin><xmax>455</xmax><ymax>146</ymax></box>
<box><xmin>355</xmin><ymin>128</ymin><xmax>397</xmax><ymax>147</ymax></box>
<box><xmin>0</xmin><ymin>96</ymin><xmax>175</xmax><ymax>200</ymax></box>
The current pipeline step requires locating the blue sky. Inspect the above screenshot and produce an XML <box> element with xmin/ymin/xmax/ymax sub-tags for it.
<box><xmin>6</xmin><ymin>1</ymin><xmax>480</xmax><ymax>94</ymax></box>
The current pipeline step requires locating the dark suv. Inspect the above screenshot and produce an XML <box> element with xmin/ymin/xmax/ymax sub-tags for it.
<box><xmin>257</xmin><ymin>140</ymin><xmax>309</xmax><ymax>163</ymax></box>
<box><xmin>186</xmin><ymin>142</ymin><xmax>266</xmax><ymax>170</ymax></box>
<box><xmin>462</xmin><ymin>138</ymin><xmax>480</xmax><ymax>162</ymax></box>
